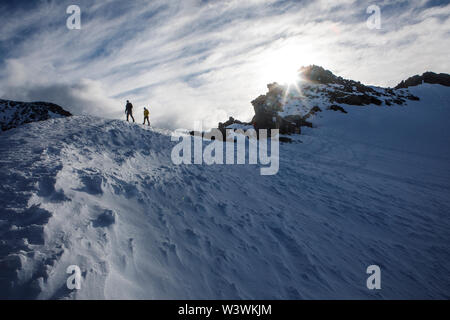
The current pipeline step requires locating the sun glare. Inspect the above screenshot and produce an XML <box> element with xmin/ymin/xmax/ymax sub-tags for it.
<box><xmin>259</xmin><ymin>45</ymin><xmax>307</xmax><ymax>86</ymax></box>
<box><xmin>275</xmin><ymin>66</ymin><xmax>300</xmax><ymax>85</ymax></box>
<box><xmin>258</xmin><ymin>40</ymin><xmax>319</xmax><ymax>86</ymax></box>
<box><xmin>265</xmin><ymin>58</ymin><xmax>300</xmax><ymax>85</ymax></box>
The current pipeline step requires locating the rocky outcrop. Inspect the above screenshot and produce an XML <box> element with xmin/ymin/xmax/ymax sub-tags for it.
<box><xmin>215</xmin><ymin>66</ymin><xmax>447</xmax><ymax>138</ymax></box>
<box><xmin>328</xmin><ymin>105</ymin><xmax>347</xmax><ymax>113</ymax></box>
<box><xmin>395</xmin><ymin>72</ymin><xmax>450</xmax><ymax>89</ymax></box>
<box><xmin>0</xmin><ymin>99</ymin><xmax>72</xmax><ymax>131</ymax></box>
<box><xmin>299</xmin><ymin>65</ymin><xmax>420</xmax><ymax>106</ymax></box>
<box><xmin>218</xmin><ymin>117</ymin><xmax>251</xmax><ymax>131</ymax></box>
<box><xmin>249</xmin><ymin>83</ymin><xmax>288</xmax><ymax>133</ymax></box>
<box><xmin>249</xmin><ymin>83</ymin><xmax>314</xmax><ymax>135</ymax></box>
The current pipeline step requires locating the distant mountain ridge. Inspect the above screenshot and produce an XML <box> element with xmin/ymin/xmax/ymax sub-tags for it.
<box><xmin>218</xmin><ymin>66</ymin><xmax>449</xmax><ymax>137</ymax></box>
<box><xmin>395</xmin><ymin>71</ymin><xmax>450</xmax><ymax>89</ymax></box>
<box><xmin>0</xmin><ymin>99</ymin><xmax>72</xmax><ymax>132</ymax></box>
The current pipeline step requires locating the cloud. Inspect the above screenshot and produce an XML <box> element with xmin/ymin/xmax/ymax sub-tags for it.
<box><xmin>5</xmin><ymin>76</ymin><xmax>120</xmax><ymax>119</ymax></box>
<box><xmin>0</xmin><ymin>0</ymin><xmax>449</xmax><ymax>129</ymax></box>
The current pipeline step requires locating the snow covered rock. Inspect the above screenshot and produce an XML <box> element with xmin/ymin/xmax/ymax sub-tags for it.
<box><xmin>327</xmin><ymin>105</ymin><xmax>347</xmax><ymax>114</ymax></box>
<box><xmin>0</xmin><ymin>99</ymin><xmax>72</xmax><ymax>132</ymax></box>
<box><xmin>218</xmin><ymin>65</ymin><xmax>428</xmax><ymax>136</ymax></box>
<box><xmin>218</xmin><ymin>117</ymin><xmax>253</xmax><ymax>135</ymax></box>
<box><xmin>395</xmin><ymin>71</ymin><xmax>450</xmax><ymax>89</ymax></box>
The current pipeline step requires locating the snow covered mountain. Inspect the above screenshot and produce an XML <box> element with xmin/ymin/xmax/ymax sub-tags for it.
<box><xmin>0</xmin><ymin>75</ymin><xmax>449</xmax><ymax>299</ymax></box>
<box><xmin>218</xmin><ymin>68</ymin><xmax>450</xmax><ymax>146</ymax></box>
<box><xmin>221</xmin><ymin>66</ymin><xmax>442</xmax><ymax>137</ymax></box>
<box><xmin>0</xmin><ymin>99</ymin><xmax>72</xmax><ymax>132</ymax></box>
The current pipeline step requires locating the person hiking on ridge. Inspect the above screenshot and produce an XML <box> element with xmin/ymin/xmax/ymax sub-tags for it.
<box><xmin>125</xmin><ymin>100</ymin><xmax>135</xmax><ymax>123</ymax></box>
<box><xmin>143</xmin><ymin>107</ymin><xmax>150</xmax><ymax>126</ymax></box>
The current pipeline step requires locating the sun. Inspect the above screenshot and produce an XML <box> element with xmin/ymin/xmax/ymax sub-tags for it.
<box><xmin>259</xmin><ymin>45</ymin><xmax>305</xmax><ymax>85</ymax></box>
<box><xmin>264</xmin><ymin>57</ymin><xmax>300</xmax><ymax>85</ymax></box>
<box><xmin>273</xmin><ymin>65</ymin><xmax>300</xmax><ymax>85</ymax></box>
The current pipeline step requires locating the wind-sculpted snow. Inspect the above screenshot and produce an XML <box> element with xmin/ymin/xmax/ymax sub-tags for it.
<box><xmin>0</xmin><ymin>84</ymin><xmax>449</xmax><ymax>299</ymax></box>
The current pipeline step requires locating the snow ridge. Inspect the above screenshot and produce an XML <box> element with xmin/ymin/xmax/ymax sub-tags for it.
<box><xmin>0</xmin><ymin>84</ymin><xmax>450</xmax><ymax>300</ymax></box>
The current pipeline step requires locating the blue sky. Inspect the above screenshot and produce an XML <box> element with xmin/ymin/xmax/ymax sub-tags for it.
<box><xmin>0</xmin><ymin>0</ymin><xmax>449</xmax><ymax>129</ymax></box>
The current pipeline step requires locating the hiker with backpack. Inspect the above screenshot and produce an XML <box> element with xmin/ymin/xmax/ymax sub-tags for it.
<box><xmin>143</xmin><ymin>107</ymin><xmax>150</xmax><ymax>126</ymax></box>
<box><xmin>125</xmin><ymin>100</ymin><xmax>135</xmax><ymax>123</ymax></box>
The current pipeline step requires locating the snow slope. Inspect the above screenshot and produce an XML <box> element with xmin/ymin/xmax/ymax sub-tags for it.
<box><xmin>0</xmin><ymin>84</ymin><xmax>449</xmax><ymax>299</ymax></box>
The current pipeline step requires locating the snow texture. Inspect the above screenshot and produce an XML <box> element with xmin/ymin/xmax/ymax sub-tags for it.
<box><xmin>0</xmin><ymin>84</ymin><xmax>449</xmax><ymax>299</ymax></box>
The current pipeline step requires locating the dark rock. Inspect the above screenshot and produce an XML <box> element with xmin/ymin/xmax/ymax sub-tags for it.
<box><xmin>328</xmin><ymin>105</ymin><xmax>348</xmax><ymax>113</ymax></box>
<box><xmin>395</xmin><ymin>72</ymin><xmax>450</xmax><ymax>89</ymax></box>
<box><xmin>392</xmin><ymin>98</ymin><xmax>405</xmax><ymax>105</ymax></box>
<box><xmin>284</xmin><ymin>114</ymin><xmax>311</xmax><ymax>129</ymax></box>
<box><xmin>299</xmin><ymin>65</ymin><xmax>338</xmax><ymax>84</ymax></box>
<box><xmin>252</xmin><ymin>111</ymin><xmax>281</xmax><ymax>131</ymax></box>
<box><xmin>279</xmin><ymin>137</ymin><xmax>293</xmax><ymax>143</ymax></box>
<box><xmin>406</xmin><ymin>94</ymin><xmax>420</xmax><ymax>101</ymax></box>
<box><xmin>251</xmin><ymin>83</ymin><xmax>284</xmax><ymax>115</ymax></box>
<box><xmin>310</xmin><ymin>106</ymin><xmax>322</xmax><ymax>114</ymax></box>
<box><xmin>330</xmin><ymin>92</ymin><xmax>382</xmax><ymax>106</ymax></box>
<box><xmin>0</xmin><ymin>99</ymin><xmax>72</xmax><ymax>131</ymax></box>
<box><xmin>303</xmin><ymin>106</ymin><xmax>322</xmax><ymax>120</ymax></box>
<box><xmin>279</xmin><ymin>118</ymin><xmax>298</xmax><ymax>135</ymax></box>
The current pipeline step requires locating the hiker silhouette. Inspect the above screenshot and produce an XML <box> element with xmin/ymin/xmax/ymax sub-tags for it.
<box><xmin>125</xmin><ymin>100</ymin><xmax>135</xmax><ymax>123</ymax></box>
